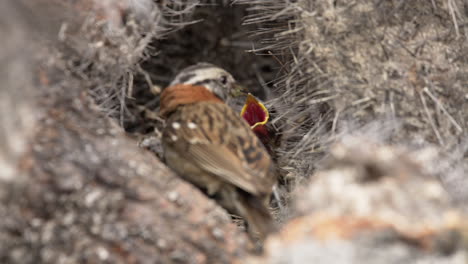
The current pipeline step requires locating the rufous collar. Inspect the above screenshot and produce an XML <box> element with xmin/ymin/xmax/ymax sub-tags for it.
<box><xmin>159</xmin><ymin>84</ymin><xmax>223</xmax><ymax>118</ymax></box>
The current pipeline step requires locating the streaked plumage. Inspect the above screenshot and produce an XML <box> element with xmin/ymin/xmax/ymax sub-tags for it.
<box><xmin>160</xmin><ymin>63</ymin><xmax>276</xmax><ymax>239</ymax></box>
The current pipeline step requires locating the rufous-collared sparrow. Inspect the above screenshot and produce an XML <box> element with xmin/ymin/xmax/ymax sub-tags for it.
<box><xmin>160</xmin><ymin>63</ymin><xmax>277</xmax><ymax>239</ymax></box>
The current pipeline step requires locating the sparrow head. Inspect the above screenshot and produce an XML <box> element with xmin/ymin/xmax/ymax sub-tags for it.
<box><xmin>170</xmin><ymin>63</ymin><xmax>236</xmax><ymax>101</ymax></box>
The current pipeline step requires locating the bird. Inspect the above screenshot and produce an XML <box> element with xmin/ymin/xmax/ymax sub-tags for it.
<box><xmin>159</xmin><ymin>63</ymin><xmax>277</xmax><ymax>239</ymax></box>
<box><xmin>240</xmin><ymin>93</ymin><xmax>282</xmax><ymax>155</ymax></box>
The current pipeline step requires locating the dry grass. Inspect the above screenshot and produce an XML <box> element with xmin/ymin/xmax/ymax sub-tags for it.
<box><xmin>56</xmin><ymin>0</ymin><xmax>468</xmax><ymax>226</ymax></box>
<box><xmin>235</xmin><ymin>0</ymin><xmax>468</xmax><ymax>221</ymax></box>
<box><xmin>2</xmin><ymin>0</ymin><xmax>468</xmax><ymax>262</ymax></box>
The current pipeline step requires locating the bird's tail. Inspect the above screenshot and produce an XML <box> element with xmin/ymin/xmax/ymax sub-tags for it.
<box><xmin>236</xmin><ymin>192</ymin><xmax>277</xmax><ymax>241</ymax></box>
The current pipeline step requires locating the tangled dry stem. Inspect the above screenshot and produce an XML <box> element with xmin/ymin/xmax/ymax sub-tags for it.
<box><xmin>2</xmin><ymin>0</ymin><xmax>468</xmax><ymax>262</ymax></box>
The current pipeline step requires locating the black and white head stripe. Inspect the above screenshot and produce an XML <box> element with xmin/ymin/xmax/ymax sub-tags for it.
<box><xmin>169</xmin><ymin>62</ymin><xmax>236</xmax><ymax>101</ymax></box>
<box><xmin>170</xmin><ymin>63</ymin><xmax>227</xmax><ymax>86</ymax></box>
<box><xmin>171</xmin><ymin>63</ymin><xmax>216</xmax><ymax>85</ymax></box>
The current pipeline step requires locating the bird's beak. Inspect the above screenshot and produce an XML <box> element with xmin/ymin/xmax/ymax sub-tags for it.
<box><xmin>230</xmin><ymin>83</ymin><xmax>249</xmax><ymax>98</ymax></box>
<box><xmin>240</xmin><ymin>93</ymin><xmax>269</xmax><ymax>129</ymax></box>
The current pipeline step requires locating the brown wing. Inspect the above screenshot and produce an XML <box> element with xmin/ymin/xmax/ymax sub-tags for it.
<box><xmin>163</xmin><ymin>102</ymin><xmax>275</xmax><ymax>195</ymax></box>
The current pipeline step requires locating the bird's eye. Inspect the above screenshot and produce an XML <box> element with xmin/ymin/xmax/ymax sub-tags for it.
<box><xmin>220</xmin><ymin>75</ymin><xmax>228</xmax><ymax>85</ymax></box>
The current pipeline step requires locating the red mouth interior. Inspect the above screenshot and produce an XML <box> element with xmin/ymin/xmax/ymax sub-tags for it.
<box><xmin>242</xmin><ymin>102</ymin><xmax>267</xmax><ymax>126</ymax></box>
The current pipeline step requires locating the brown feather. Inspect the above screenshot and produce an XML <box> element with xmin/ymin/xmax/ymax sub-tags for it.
<box><xmin>161</xmin><ymin>84</ymin><xmax>277</xmax><ymax>240</ymax></box>
<box><xmin>163</xmin><ymin>103</ymin><xmax>276</xmax><ymax>194</ymax></box>
<box><xmin>160</xmin><ymin>84</ymin><xmax>223</xmax><ymax>117</ymax></box>
<box><xmin>235</xmin><ymin>191</ymin><xmax>276</xmax><ymax>240</ymax></box>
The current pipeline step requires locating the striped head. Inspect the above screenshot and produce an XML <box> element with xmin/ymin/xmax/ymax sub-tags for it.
<box><xmin>170</xmin><ymin>63</ymin><xmax>236</xmax><ymax>101</ymax></box>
